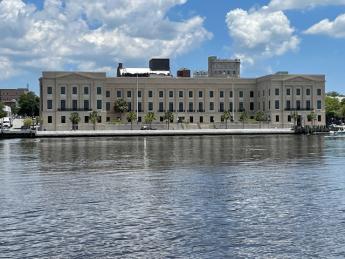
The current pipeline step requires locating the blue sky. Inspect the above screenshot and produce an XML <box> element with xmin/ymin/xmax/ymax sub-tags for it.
<box><xmin>1</xmin><ymin>0</ymin><xmax>345</xmax><ymax>94</ymax></box>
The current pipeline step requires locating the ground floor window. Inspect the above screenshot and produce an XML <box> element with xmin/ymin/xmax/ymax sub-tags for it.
<box><xmin>288</xmin><ymin>115</ymin><xmax>291</xmax><ymax>122</ymax></box>
<box><xmin>318</xmin><ymin>115</ymin><xmax>322</xmax><ymax>122</ymax></box>
<box><xmin>48</xmin><ymin>116</ymin><xmax>52</xmax><ymax>123</ymax></box>
<box><xmin>106</xmin><ymin>117</ymin><xmax>110</xmax><ymax>122</ymax></box>
<box><xmin>97</xmin><ymin>116</ymin><xmax>102</xmax><ymax>123</ymax></box>
<box><xmin>276</xmin><ymin>115</ymin><xmax>279</xmax><ymax>122</ymax></box>
<box><xmin>85</xmin><ymin>116</ymin><xmax>89</xmax><ymax>123</ymax></box>
<box><xmin>190</xmin><ymin>116</ymin><xmax>193</xmax><ymax>123</ymax></box>
<box><xmin>160</xmin><ymin>116</ymin><xmax>164</xmax><ymax>122</ymax></box>
<box><xmin>200</xmin><ymin>116</ymin><xmax>203</xmax><ymax>123</ymax></box>
<box><xmin>210</xmin><ymin>116</ymin><xmax>214</xmax><ymax>123</ymax></box>
<box><xmin>138</xmin><ymin>116</ymin><xmax>142</xmax><ymax>123</ymax></box>
<box><xmin>61</xmin><ymin>116</ymin><xmax>66</xmax><ymax>123</ymax></box>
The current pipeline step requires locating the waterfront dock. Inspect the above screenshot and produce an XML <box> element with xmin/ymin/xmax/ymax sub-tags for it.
<box><xmin>35</xmin><ymin>128</ymin><xmax>294</xmax><ymax>138</ymax></box>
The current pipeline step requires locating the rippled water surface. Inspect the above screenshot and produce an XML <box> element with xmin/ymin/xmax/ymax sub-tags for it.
<box><xmin>1</xmin><ymin>135</ymin><xmax>345</xmax><ymax>258</ymax></box>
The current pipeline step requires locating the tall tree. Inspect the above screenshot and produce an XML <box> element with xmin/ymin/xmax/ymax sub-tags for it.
<box><xmin>18</xmin><ymin>92</ymin><xmax>40</xmax><ymax>117</ymax></box>
<box><xmin>239</xmin><ymin>111</ymin><xmax>248</xmax><ymax>129</ymax></box>
<box><xmin>126</xmin><ymin>111</ymin><xmax>137</xmax><ymax>130</ymax></box>
<box><xmin>114</xmin><ymin>98</ymin><xmax>128</xmax><ymax>121</ymax></box>
<box><xmin>89</xmin><ymin>111</ymin><xmax>98</xmax><ymax>130</ymax></box>
<box><xmin>144</xmin><ymin>112</ymin><xmax>156</xmax><ymax>129</ymax></box>
<box><xmin>69</xmin><ymin>112</ymin><xmax>80</xmax><ymax>130</ymax></box>
<box><xmin>0</xmin><ymin>102</ymin><xmax>7</xmax><ymax>118</ymax></box>
<box><xmin>163</xmin><ymin>111</ymin><xmax>174</xmax><ymax>130</ymax></box>
<box><xmin>255</xmin><ymin>111</ymin><xmax>266</xmax><ymax>128</ymax></box>
<box><xmin>221</xmin><ymin>111</ymin><xmax>231</xmax><ymax>129</ymax></box>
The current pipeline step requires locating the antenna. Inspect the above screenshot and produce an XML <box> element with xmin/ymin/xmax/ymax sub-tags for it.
<box><xmin>26</xmin><ymin>83</ymin><xmax>29</xmax><ymax>91</ymax></box>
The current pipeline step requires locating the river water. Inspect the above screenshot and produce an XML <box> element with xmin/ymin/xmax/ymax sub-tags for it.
<box><xmin>0</xmin><ymin>135</ymin><xmax>345</xmax><ymax>258</ymax></box>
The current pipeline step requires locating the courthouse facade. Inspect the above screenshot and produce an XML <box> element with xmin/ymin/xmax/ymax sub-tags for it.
<box><xmin>39</xmin><ymin>62</ymin><xmax>326</xmax><ymax>131</ymax></box>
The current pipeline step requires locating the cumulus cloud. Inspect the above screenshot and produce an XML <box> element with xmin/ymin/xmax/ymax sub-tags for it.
<box><xmin>305</xmin><ymin>13</ymin><xmax>345</xmax><ymax>38</ymax></box>
<box><xmin>0</xmin><ymin>0</ymin><xmax>211</xmax><ymax>80</ymax></box>
<box><xmin>265</xmin><ymin>0</ymin><xmax>345</xmax><ymax>11</ymax></box>
<box><xmin>226</xmin><ymin>8</ymin><xmax>299</xmax><ymax>65</ymax></box>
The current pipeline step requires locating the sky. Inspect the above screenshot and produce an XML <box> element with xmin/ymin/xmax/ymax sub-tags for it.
<box><xmin>1</xmin><ymin>0</ymin><xmax>345</xmax><ymax>94</ymax></box>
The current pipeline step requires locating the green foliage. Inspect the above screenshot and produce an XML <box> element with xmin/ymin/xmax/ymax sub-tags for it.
<box><xmin>325</xmin><ymin>96</ymin><xmax>342</xmax><ymax>121</ymax></box>
<box><xmin>126</xmin><ymin>111</ymin><xmax>137</xmax><ymax>130</ymax></box>
<box><xmin>239</xmin><ymin>111</ymin><xmax>248</xmax><ymax>129</ymax></box>
<box><xmin>114</xmin><ymin>98</ymin><xmax>128</xmax><ymax>113</ymax></box>
<box><xmin>89</xmin><ymin>111</ymin><xmax>98</xmax><ymax>130</ymax></box>
<box><xmin>326</xmin><ymin>91</ymin><xmax>342</xmax><ymax>97</ymax></box>
<box><xmin>18</xmin><ymin>92</ymin><xmax>40</xmax><ymax>116</ymax></box>
<box><xmin>69</xmin><ymin>112</ymin><xmax>80</xmax><ymax>125</ymax></box>
<box><xmin>0</xmin><ymin>102</ymin><xmax>7</xmax><ymax>118</ymax></box>
<box><xmin>221</xmin><ymin>111</ymin><xmax>231</xmax><ymax>129</ymax></box>
<box><xmin>144</xmin><ymin>112</ymin><xmax>156</xmax><ymax>128</ymax></box>
<box><xmin>307</xmin><ymin>111</ymin><xmax>317</xmax><ymax>123</ymax></box>
<box><xmin>255</xmin><ymin>111</ymin><xmax>266</xmax><ymax>122</ymax></box>
<box><xmin>23</xmin><ymin>118</ymin><xmax>33</xmax><ymax>127</ymax></box>
<box><xmin>163</xmin><ymin>111</ymin><xmax>174</xmax><ymax>130</ymax></box>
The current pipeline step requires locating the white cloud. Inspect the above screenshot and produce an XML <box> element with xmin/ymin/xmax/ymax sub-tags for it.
<box><xmin>0</xmin><ymin>57</ymin><xmax>17</xmax><ymax>80</ymax></box>
<box><xmin>304</xmin><ymin>13</ymin><xmax>345</xmax><ymax>38</ymax></box>
<box><xmin>226</xmin><ymin>8</ymin><xmax>299</xmax><ymax>65</ymax></box>
<box><xmin>265</xmin><ymin>0</ymin><xmax>345</xmax><ymax>11</ymax></box>
<box><xmin>0</xmin><ymin>0</ymin><xmax>211</xmax><ymax>80</ymax></box>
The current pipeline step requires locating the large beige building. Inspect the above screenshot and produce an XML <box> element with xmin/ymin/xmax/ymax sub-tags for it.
<box><xmin>39</xmin><ymin>68</ymin><xmax>325</xmax><ymax>131</ymax></box>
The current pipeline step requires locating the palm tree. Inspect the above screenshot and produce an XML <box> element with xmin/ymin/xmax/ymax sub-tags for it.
<box><xmin>221</xmin><ymin>111</ymin><xmax>231</xmax><ymax>129</ymax></box>
<box><xmin>163</xmin><ymin>111</ymin><xmax>174</xmax><ymax>130</ymax></box>
<box><xmin>144</xmin><ymin>112</ymin><xmax>156</xmax><ymax>129</ymax></box>
<box><xmin>69</xmin><ymin>112</ymin><xmax>80</xmax><ymax>130</ymax></box>
<box><xmin>255</xmin><ymin>111</ymin><xmax>266</xmax><ymax>128</ymax></box>
<box><xmin>239</xmin><ymin>111</ymin><xmax>248</xmax><ymax>129</ymax></box>
<box><xmin>127</xmin><ymin>111</ymin><xmax>137</xmax><ymax>130</ymax></box>
<box><xmin>114</xmin><ymin>98</ymin><xmax>128</xmax><ymax>121</ymax></box>
<box><xmin>89</xmin><ymin>111</ymin><xmax>98</xmax><ymax>130</ymax></box>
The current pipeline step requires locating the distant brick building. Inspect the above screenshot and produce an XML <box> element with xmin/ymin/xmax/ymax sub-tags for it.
<box><xmin>0</xmin><ymin>88</ymin><xmax>28</xmax><ymax>106</ymax></box>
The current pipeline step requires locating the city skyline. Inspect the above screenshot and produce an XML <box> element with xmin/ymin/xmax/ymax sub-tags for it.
<box><xmin>1</xmin><ymin>0</ymin><xmax>345</xmax><ymax>93</ymax></box>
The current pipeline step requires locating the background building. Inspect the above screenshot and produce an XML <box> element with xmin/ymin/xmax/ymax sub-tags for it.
<box><xmin>208</xmin><ymin>56</ymin><xmax>240</xmax><ymax>78</ymax></box>
<box><xmin>0</xmin><ymin>88</ymin><xmax>28</xmax><ymax>106</ymax></box>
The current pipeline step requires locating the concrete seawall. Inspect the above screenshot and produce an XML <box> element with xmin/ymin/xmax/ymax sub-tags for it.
<box><xmin>36</xmin><ymin>128</ymin><xmax>294</xmax><ymax>138</ymax></box>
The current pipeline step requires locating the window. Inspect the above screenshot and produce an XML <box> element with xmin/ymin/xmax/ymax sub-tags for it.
<box><xmin>179</xmin><ymin>91</ymin><xmax>183</xmax><ymax>98</ymax></box>
<box><xmin>229</xmin><ymin>102</ymin><xmax>233</xmax><ymax>112</ymax></box>
<box><xmin>230</xmin><ymin>91</ymin><xmax>233</xmax><ymax>98</ymax></box>
<box><xmin>72</xmin><ymin>87</ymin><xmax>77</xmax><ymax>95</ymax></box>
<box><xmin>128</xmin><ymin>102</ymin><xmax>132</xmax><ymax>112</ymax></box>
<box><xmin>47</xmin><ymin>87</ymin><xmax>52</xmax><ymax>95</ymax></box>
<box><xmin>220</xmin><ymin>91</ymin><xmax>224</xmax><ymax>98</ymax></box>
<box><xmin>250</xmin><ymin>91</ymin><xmax>254</xmax><ymax>98</ymax></box>
<box><xmin>138</xmin><ymin>102</ymin><xmax>142</xmax><ymax>112</ymax></box>
<box><xmin>269</xmin><ymin>89</ymin><xmax>271</xmax><ymax>96</ymax></box>
<box><xmin>84</xmin><ymin>87</ymin><xmax>89</xmax><ymax>95</ymax></box>
<box><xmin>210</xmin><ymin>116</ymin><xmax>214</xmax><ymax>123</ymax></box>
<box><xmin>189</xmin><ymin>102</ymin><xmax>193</xmax><ymax>112</ymax></box>
<box><xmin>84</xmin><ymin>100</ymin><xmax>89</xmax><ymax>110</ymax></box>
<box><xmin>85</xmin><ymin>116</ymin><xmax>89</xmax><ymax>123</ymax></box>
<box><xmin>239</xmin><ymin>102</ymin><xmax>244</xmax><ymax>112</ymax></box>
<box><xmin>306</xmin><ymin>100</ymin><xmax>311</xmax><ymax>110</ymax></box>
<box><xmin>61</xmin><ymin>87</ymin><xmax>65</xmax><ymax>95</ymax></box>
<box><xmin>269</xmin><ymin>101</ymin><xmax>271</xmax><ymax>110</ymax></box>
<box><xmin>288</xmin><ymin>115</ymin><xmax>291</xmax><ymax>122</ymax></box>
<box><xmin>72</xmin><ymin>100</ymin><xmax>78</xmax><ymax>111</ymax></box>
<box><xmin>275</xmin><ymin>100</ymin><xmax>280</xmax><ymax>110</ymax></box>
<box><xmin>138</xmin><ymin>117</ymin><xmax>142</xmax><ymax>123</ymax></box>
<box><xmin>160</xmin><ymin>117</ymin><xmax>164</xmax><ymax>122</ymax></box>
<box><xmin>189</xmin><ymin>91</ymin><xmax>193</xmax><ymax>98</ymax></box>
<box><xmin>48</xmin><ymin>116</ymin><xmax>52</xmax><ymax>123</ymax></box>
<box><xmin>263</xmin><ymin>101</ymin><xmax>265</xmax><ymax>111</ymax></box>
<box><xmin>97</xmin><ymin>87</ymin><xmax>102</xmax><ymax>95</ymax></box>
<box><xmin>306</xmin><ymin>89</ymin><xmax>311</xmax><ymax>96</ymax></box>
<box><xmin>209</xmin><ymin>91</ymin><xmax>214</xmax><ymax>98</ymax></box>
<box><xmin>296</xmin><ymin>100</ymin><xmax>301</xmax><ymax>110</ymax></box>
<box><xmin>169</xmin><ymin>102</ymin><xmax>174</xmax><ymax>112</ymax></box>
<box><xmin>276</xmin><ymin>115</ymin><xmax>279</xmax><ymax>122</ymax></box>
<box><xmin>106</xmin><ymin>91</ymin><xmax>110</xmax><ymax>98</ymax></box>
<box><xmin>179</xmin><ymin>102</ymin><xmax>184</xmax><ymax>112</ymax></box>
<box><xmin>198</xmin><ymin>102</ymin><xmax>203</xmax><ymax>112</ymax></box>
<box><xmin>275</xmin><ymin>88</ymin><xmax>280</xmax><ymax>96</ymax></box>
<box><xmin>169</xmin><ymin>91</ymin><xmax>174</xmax><ymax>98</ymax></box>
<box><xmin>60</xmin><ymin>100</ymin><xmax>66</xmax><ymax>110</ymax></box>
<box><xmin>317</xmin><ymin>89</ymin><xmax>322</xmax><ymax>96</ymax></box>
<box><xmin>317</xmin><ymin>100</ymin><xmax>322</xmax><ymax>109</ymax></box>
<box><xmin>318</xmin><ymin>115</ymin><xmax>322</xmax><ymax>122</ymax></box>
<box><xmin>97</xmin><ymin>116</ymin><xmax>102</xmax><ymax>123</ymax></box>
<box><xmin>286</xmin><ymin>88</ymin><xmax>291</xmax><ymax>95</ymax></box>
<box><xmin>117</xmin><ymin>90</ymin><xmax>122</xmax><ymax>98</ymax></box>
<box><xmin>200</xmin><ymin>116</ymin><xmax>203</xmax><ymax>123</ymax></box>
<box><xmin>127</xmin><ymin>91</ymin><xmax>131</xmax><ymax>98</ymax></box>
<box><xmin>286</xmin><ymin>100</ymin><xmax>291</xmax><ymax>110</ymax></box>
<box><xmin>97</xmin><ymin>100</ymin><xmax>102</xmax><ymax>110</ymax></box>
<box><xmin>250</xmin><ymin>102</ymin><xmax>254</xmax><ymax>111</ymax></box>
<box><xmin>296</xmin><ymin>89</ymin><xmax>301</xmax><ymax>96</ymax></box>
<box><xmin>220</xmin><ymin>102</ymin><xmax>224</xmax><ymax>112</ymax></box>
<box><xmin>47</xmin><ymin>100</ymin><xmax>52</xmax><ymax>109</ymax></box>
<box><xmin>159</xmin><ymin>91</ymin><xmax>164</xmax><ymax>98</ymax></box>
<box><xmin>209</xmin><ymin>102</ymin><xmax>214</xmax><ymax>111</ymax></box>
<box><xmin>106</xmin><ymin>102</ymin><xmax>111</xmax><ymax>111</ymax></box>
<box><xmin>106</xmin><ymin>117</ymin><xmax>110</xmax><ymax>122</ymax></box>
<box><xmin>61</xmin><ymin>116</ymin><xmax>66</xmax><ymax>123</ymax></box>
<box><xmin>199</xmin><ymin>91</ymin><xmax>203</xmax><ymax>98</ymax></box>
<box><xmin>148</xmin><ymin>91</ymin><xmax>153</xmax><ymax>98</ymax></box>
<box><xmin>159</xmin><ymin>102</ymin><xmax>164</xmax><ymax>112</ymax></box>
<box><xmin>190</xmin><ymin>116</ymin><xmax>193</xmax><ymax>123</ymax></box>
<box><xmin>148</xmin><ymin>102</ymin><xmax>153</xmax><ymax>111</ymax></box>
<box><xmin>263</xmin><ymin>90</ymin><xmax>265</xmax><ymax>97</ymax></box>
<box><xmin>239</xmin><ymin>91</ymin><xmax>243</xmax><ymax>98</ymax></box>
<box><xmin>138</xmin><ymin>91</ymin><xmax>142</xmax><ymax>98</ymax></box>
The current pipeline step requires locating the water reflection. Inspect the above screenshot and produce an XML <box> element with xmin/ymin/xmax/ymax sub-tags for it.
<box><xmin>1</xmin><ymin>135</ymin><xmax>345</xmax><ymax>258</ymax></box>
